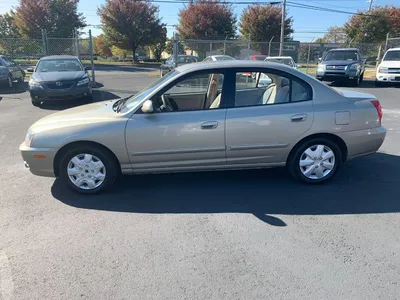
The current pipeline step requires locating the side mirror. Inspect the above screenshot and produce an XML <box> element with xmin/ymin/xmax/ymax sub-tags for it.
<box><xmin>27</xmin><ymin>67</ymin><xmax>34</xmax><ymax>72</ymax></box>
<box><xmin>141</xmin><ymin>100</ymin><xmax>154</xmax><ymax>114</ymax></box>
<box><xmin>318</xmin><ymin>57</ymin><xmax>322</xmax><ymax>62</ymax></box>
<box><xmin>85</xmin><ymin>66</ymin><xmax>92</xmax><ymax>71</ymax></box>
<box><xmin>296</xmin><ymin>64</ymin><xmax>302</xmax><ymax>68</ymax></box>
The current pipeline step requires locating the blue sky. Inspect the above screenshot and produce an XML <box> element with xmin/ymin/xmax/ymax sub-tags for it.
<box><xmin>0</xmin><ymin>0</ymin><xmax>397</xmax><ymax>41</ymax></box>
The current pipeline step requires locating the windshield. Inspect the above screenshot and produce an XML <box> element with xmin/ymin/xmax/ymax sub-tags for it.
<box><xmin>324</xmin><ymin>51</ymin><xmax>358</xmax><ymax>61</ymax></box>
<box><xmin>383</xmin><ymin>50</ymin><xmax>400</xmax><ymax>61</ymax></box>
<box><xmin>36</xmin><ymin>59</ymin><xmax>83</xmax><ymax>72</ymax></box>
<box><xmin>215</xmin><ymin>56</ymin><xmax>234</xmax><ymax>61</ymax></box>
<box><xmin>120</xmin><ymin>70</ymin><xmax>179</xmax><ymax>113</ymax></box>
<box><xmin>266</xmin><ymin>58</ymin><xmax>292</xmax><ymax>66</ymax></box>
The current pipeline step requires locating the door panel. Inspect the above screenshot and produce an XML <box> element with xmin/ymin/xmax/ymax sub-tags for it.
<box><xmin>125</xmin><ymin>109</ymin><xmax>227</xmax><ymax>172</ymax></box>
<box><xmin>165</xmin><ymin>92</ymin><xmax>206</xmax><ymax>111</ymax></box>
<box><xmin>225</xmin><ymin>101</ymin><xmax>314</xmax><ymax>164</ymax></box>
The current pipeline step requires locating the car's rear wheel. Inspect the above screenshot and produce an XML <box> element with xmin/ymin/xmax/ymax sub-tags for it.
<box><xmin>288</xmin><ymin>138</ymin><xmax>342</xmax><ymax>184</ymax></box>
<box><xmin>59</xmin><ymin>146</ymin><xmax>118</xmax><ymax>194</ymax></box>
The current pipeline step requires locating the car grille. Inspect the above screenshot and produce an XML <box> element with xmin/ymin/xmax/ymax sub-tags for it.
<box><xmin>326</xmin><ymin>65</ymin><xmax>346</xmax><ymax>70</ymax></box>
<box><xmin>388</xmin><ymin>68</ymin><xmax>400</xmax><ymax>73</ymax></box>
<box><xmin>45</xmin><ymin>81</ymin><xmax>75</xmax><ymax>89</ymax></box>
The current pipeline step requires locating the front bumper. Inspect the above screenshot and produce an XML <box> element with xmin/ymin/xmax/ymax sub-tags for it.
<box><xmin>337</xmin><ymin>126</ymin><xmax>386</xmax><ymax>160</ymax></box>
<box><xmin>375</xmin><ymin>72</ymin><xmax>400</xmax><ymax>83</ymax></box>
<box><xmin>316</xmin><ymin>71</ymin><xmax>359</xmax><ymax>81</ymax></box>
<box><xmin>30</xmin><ymin>84</ymin><xmax>92</xmax><ymax>101</ymax></box>
<box><xmin>20</xmin><ymin>142</ymin><xmax>57</xmax><ymax>177</ymax></box>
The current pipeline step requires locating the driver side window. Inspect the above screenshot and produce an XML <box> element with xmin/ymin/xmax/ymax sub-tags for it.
<box><xmin>153</xmin><ymin>72</ymin><xmax>224</xmax><ymax>112</ymax></box>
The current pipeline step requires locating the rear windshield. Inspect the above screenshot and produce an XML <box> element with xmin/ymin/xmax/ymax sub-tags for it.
<box><xmin>36</xmin><ymin>59</ymin><xmax>83</xmax><ymax>72</ymax></box>
<box><xmin>215</xmin><ymin>56</ymin><xmax>234</xmax><ymax>61</ymax></box>
<box><xmin>266</xmin><ymin>58</ymin><xmax>292</xmax><ymax>66</ymax></box>
<box><xmin>383</xmin><ymin>50</ymin><xmax>400</xmax><ymax>61</ymax></box>
<box><xmin>177</xmin><ymin>56</ymin><xmax>199</xmax><ymax>64</ymax></box>
<box><xmin>324</xmin><ymin>51</ymin><xmax>358</xmax><ymax>61</ymax></box>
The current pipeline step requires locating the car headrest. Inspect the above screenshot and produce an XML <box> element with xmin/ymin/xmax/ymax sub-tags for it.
<box><xmin>280</xmin><ymin>78</ymin><xmax>290</xmax><ymax>87</ymax></box>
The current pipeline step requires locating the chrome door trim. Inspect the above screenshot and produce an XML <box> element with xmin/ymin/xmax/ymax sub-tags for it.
<box><xmin>229</xmin><ymin>143</ymin><xmax>288</xmax><ymax>151</ymax></box>
<box><xmin>131</xmin><ymin>146</ymin><xmax>226</xmax><ymax>156</ymax></box>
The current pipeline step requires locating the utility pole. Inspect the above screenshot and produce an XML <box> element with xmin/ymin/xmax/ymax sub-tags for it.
<box><xmin>368</xmin><ymin>0</ymin><xmax>374</xmax><ymax>11</ymax></box>
<box><xmin>279</xmin><ymin>0</ymin><xmax>286</xmax><ymax>56</ymax></box>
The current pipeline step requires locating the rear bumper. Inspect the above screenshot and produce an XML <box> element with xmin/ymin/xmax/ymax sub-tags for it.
<box><xmin>337</xmin><ymin>127</ymin><xmax>386</xmax><ymax>160</ymax></box>
<box><xmin>30</xmin><ymin>85</ymin><xmax>91</xmax><ymax>101</ymax></box>
<box><xmin>316</xmin><ymin>73</ymin><xmax>359</xmax><ymax>81</ymax></box>
<box><xmin>19</xmin><ymin>142</ymin><xmax>57</xmax><ymax>177</ymax></box>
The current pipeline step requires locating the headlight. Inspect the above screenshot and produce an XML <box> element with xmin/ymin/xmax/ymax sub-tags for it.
<box><xmin>348</xmin><ymin>63</ymin><xmax>360</xmax><ymax>70</ymax></box>
<box><xmin>379</xmin><ymin>67</ymin><xmax>388</xmax><ymax>73</ymax></box>
<box><xmin>77</xmin><ymin>76</ymin><xmax>90</xmax><ymax>86</ymax></box>
<box><xmin>317</xmin><ymin>64</ymin><xmax>325</xmax><ymax>71</ymax></box>
<box><xmin>24</xmin><ymin>130</ymin><xmax>35</xmax><ymax>147</ymax></box>
<box><xmin>29</xmin><ymin>79</ymin><xmax>43</xmax><ymax>89</ymax></box>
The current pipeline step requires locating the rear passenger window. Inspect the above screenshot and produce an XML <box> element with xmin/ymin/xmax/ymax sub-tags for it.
<box><xmin>234</xmin><ymin>71</ymin><xmax>312</xmax><ymax>107</ymax></box>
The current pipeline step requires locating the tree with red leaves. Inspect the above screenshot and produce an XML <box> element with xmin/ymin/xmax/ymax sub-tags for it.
<box><xmin>239</xmin><ymin>4</ymin><xmax>293</xmax><ymax>54</ymax></box>
<box><xmin>98</xmin><ymin>0</ymin><xmax>165</xmax><ymax>62</ymax></box>
<box><xmin>344</xmin><ymin>6</ymin><xmax>400</xmax><ymax>44</ymax></box>
<box><xmin>14</xmin><ymin>0</ymin><xmax>85</xmax><ymax>38</ymax></box>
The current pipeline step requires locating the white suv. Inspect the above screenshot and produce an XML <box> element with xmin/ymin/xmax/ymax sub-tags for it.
<box><xmin>376</xmin><ymin>48</ymin><xmax>400</xmax><ymax>86</ymax></box>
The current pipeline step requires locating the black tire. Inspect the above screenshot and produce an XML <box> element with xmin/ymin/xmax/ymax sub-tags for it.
<box><xmin>352</xmin><ymin>75</ymin><xmax>360</xmax><ymax>87</ymax></box>
<box><xmin>360</xmin><ymin>72</ymin><xmax>364</xmax><ymax>83</ymax></box>
<box><xmin>31</xmin><ymin>99</ymin><xmax>40</xmax><ymax>107</ymax></box>
<box><xmin>59</xmin><ymin>145</ymin><xmax>119</xmax><ymax>194</ymax></box>
<box><xmin>287</xmin><ymin>138</ymin><xmax>342</xmax><ymax>184</ymax></box>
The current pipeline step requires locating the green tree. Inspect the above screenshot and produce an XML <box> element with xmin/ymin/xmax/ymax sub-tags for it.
<box><xmin>98</xmin><ymin>0</ymin><xmax>165</xmax><ymax>62</ymax></box>
<box><xmin>177</xmin><ymin>0</ymin><xmax>237</xmax><ymax>58</ymax></box>
<box><xmin>239</xmin><ymin>4</ymin><xmax>293</xmax><ymax>54</ymax></box>
<box><xmin>344</xmin><ymin>6</ymin><xmax>400</xmax><ymax>44</ymax></box>
<box><xmin>94</xmin><ymin>34</ymin><xmax>112</xmax><ymax>57</ymax></box>
<box><xmin>317</xmin><ymin>26</ymin><xmax>348</xmax><ymax>44</ymax></box>
<box><xmin>0</xmin><ymin>11</ymin><xmax>23</xmax><ymax>57</ymax></box>
<box><xmin>165</xmin><ymin>38</ymin><xmax>185</xmax><ymax>55</ymax></box>
<box><xmin>14</xmin><ymin>0</ymin><xmax>85</xmax><ymax>38</ymax></box>
<box><xmin>149</xmin><ymin>26</ymin><xmax>167</xmax><ymax>61</ymax></box>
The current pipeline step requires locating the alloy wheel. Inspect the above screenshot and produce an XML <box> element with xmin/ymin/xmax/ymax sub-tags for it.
<box><xmin>299</xmin><ymin>144</ymin><xmax>336</xmax><ymax>180</ymax></box>
<box><xmin>67</xmin><ymin>153</ymin><xmax>106</xmax><ymax>190</ymax></box>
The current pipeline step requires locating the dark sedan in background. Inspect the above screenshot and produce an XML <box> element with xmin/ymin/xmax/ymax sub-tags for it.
<box><xmin>160</xmin><ymin>55</ymin><xmax>199</xmax><ymax>77</ymax></box>
<box><xmin>28</xmin><ymin>55</ymin><xmax>92</xmax><ymax>106</ymax></box>
<box><xmin>0</xmin><ymin>55</ymin><xmax>25</xmax><ymax>89</ymax></box>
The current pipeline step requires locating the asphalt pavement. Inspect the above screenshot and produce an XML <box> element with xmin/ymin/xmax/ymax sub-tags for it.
<box><xmin>0</xmin><ymin>74</ymin><xmax>399</xmax><ymax>300</ymax></box>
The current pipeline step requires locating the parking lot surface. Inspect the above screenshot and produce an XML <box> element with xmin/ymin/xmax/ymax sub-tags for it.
<box><xmin>0</xmin><ymin>73</ymin><xmax>399</xmax><ymax>300</ymax></box>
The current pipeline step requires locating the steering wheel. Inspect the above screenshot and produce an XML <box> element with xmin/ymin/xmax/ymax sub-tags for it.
<box><xmin>161</xmin><ymin>95</ymin><xmax>178</xmax><ymax>112</ymax></box>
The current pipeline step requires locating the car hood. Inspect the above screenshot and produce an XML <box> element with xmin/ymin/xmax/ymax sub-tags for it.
<box><xmin>322</xmin><ymin>60</ymin><xmax>357</xmax><ymax>66</ymax></box>
<box><xmin>30</xmin><ymin>100</ymin><xmax>121</xmax><ymax>133</ymax></box>
<box><xmin>32</xmin><ymin>71</ymin><xmax>86</xmax><ymax>82</ymax></box>
<box><xmin>336</xmin><ymin>89</ymin><xmax>376</xmax><ymax>100</ymax></box>
<box><xmin>379</xmin><ymin>61</ymin><xmax>400</xmax><ymax>68</ymax></box>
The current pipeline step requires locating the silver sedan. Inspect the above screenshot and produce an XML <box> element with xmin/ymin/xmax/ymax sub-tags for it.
<box><xmin>20</xmin><ymin>61</ymin><xmax>386</xmax><ymax>194</ymax></box>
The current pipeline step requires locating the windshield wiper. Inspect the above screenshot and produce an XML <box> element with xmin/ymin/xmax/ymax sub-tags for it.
<box><xmin>113</xmin><ymin>95</ymin><xmax>133</xmax><ymax>113</ymax></box>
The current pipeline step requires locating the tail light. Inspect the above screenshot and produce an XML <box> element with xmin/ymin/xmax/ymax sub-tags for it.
<box><xmin>371</xmin><ymin>100</ymin><xmax>383</xmax><ymax>122</ymax></box>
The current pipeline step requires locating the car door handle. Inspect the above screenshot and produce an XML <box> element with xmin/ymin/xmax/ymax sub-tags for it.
<box><xmin>291</xmin><ymin>114</ymin><xmax>307</xmax><ymax>122</ymax></box>
<box><xmin>201</xmin><ymin>121</ymin><xmax>218</xmax><ymax>129</ymax></box>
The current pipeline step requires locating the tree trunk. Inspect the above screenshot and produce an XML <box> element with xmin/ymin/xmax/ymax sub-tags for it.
<box><xmin>132</xmin><ymin>45</ymin><xmax>138</xmax><ymax>64</ymax></box>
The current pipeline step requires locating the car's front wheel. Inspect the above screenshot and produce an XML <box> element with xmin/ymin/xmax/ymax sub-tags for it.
<box><xmin>31</xmin><ymin>99</ymin><xmax>41</xmax><ymax>107</ymax></box>
<box><xmin>288</xmin><ymin>138</ymin><xmax>342</xmax><ymax>184</ymax></box>
<box><xmin>59</xmin><ymin>145</ymin><xmax>119</xmax><ymax>194</ymax></box>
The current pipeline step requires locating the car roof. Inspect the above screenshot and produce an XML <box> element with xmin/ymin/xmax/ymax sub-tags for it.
<box><xmin>176</xmin><ymin>60</ymin><xmax>295</xmax><ymax>73</ymax></box>
<box><xmin>327</xmin><ymin>48</ymin><xmax>359</xmax><ymax>51</ymax></box>
<box><xmin>387</xmin><ymin>47</ymin><xmax>400</xmax><ymax>51</ymax></box>
<box><xmin>39</xmin><ymin>55</ymin><xmax>79</xmax><ymax>60</ymax></box>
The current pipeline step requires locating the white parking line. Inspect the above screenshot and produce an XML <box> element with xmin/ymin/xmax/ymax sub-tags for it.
<box><xmin>383</xmin><ymin>109</ymin><xmax>400</xmax><ymax>115</ymax></box>
<box><xmin>0</xmin><ymin>251</ymin><xmax>14</xmax><ymax>300</ymax></box>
